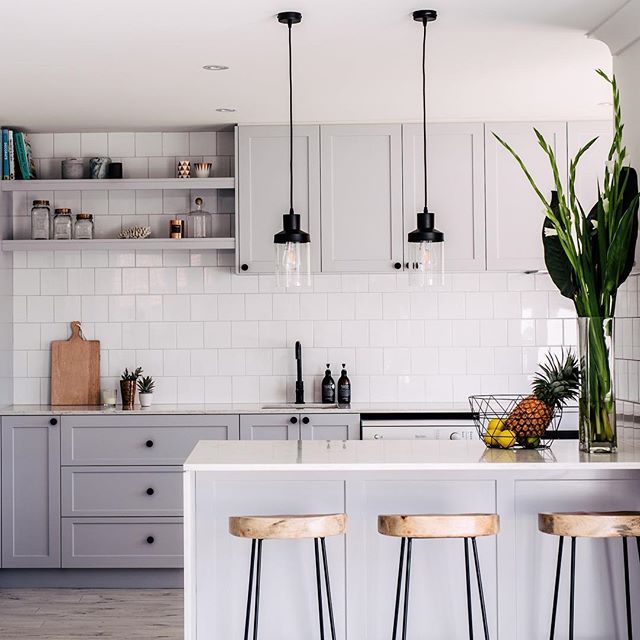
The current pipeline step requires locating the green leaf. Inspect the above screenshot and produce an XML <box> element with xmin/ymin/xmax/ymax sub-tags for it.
<box><xmin>616</xmin><ymin>167</ymin><xmax>639</xmax><ymax>285</ymax></box>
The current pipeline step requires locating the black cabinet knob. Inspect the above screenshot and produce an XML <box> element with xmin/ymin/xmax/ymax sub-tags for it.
<box><xmin>146</xmin><ymin>488</ymin><xmax>155</xmax><ymax>496</ymax></box>
<box><xmin>302</xmin><ymin>417</ymin><xmax>310</xmax><ymax>424</ymax></box>
<box><xmin>49</xmin><ymin>418</ymin><xmax>58</xmax><ymax>426</ymax></box>
<box><xmin>290</xmin><ymin>417</ymin><xmax>298</xmax><ymax>424</ymax></box>
<box><xmin>146</xmin><ymin>536</ymin><xmax>155</xmax><ymax>544</ymax></box>
<box><xmin>241</xmin><ymin>264</ymin><xmax>249</xmax><ymax>271</ymax></box>
<box><xmin>394</xmin><ymin>262</ymin><xmax>402</xmax><ymax>270</ymax></box>
<box><xmin>145</xmin><ymin>440</ymin><xmax>154</xmax><ymax>448</ymax></box>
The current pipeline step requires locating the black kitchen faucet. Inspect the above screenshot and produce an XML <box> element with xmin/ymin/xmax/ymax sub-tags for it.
<box><xmin>295</xmin><ymin>341</ymin><xmax>304</xmax><ymax>404</ymax></box>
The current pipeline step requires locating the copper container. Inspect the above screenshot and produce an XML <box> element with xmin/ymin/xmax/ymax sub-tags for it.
<box><xmin>120</xmin><ymin>380</ymin><xmax>136</xmax><ymax>410</ymax></box>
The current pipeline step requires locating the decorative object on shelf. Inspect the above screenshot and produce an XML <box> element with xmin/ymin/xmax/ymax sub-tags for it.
<box><xmin>194</xmin><ymin>162</ymin><xmax>212</xmax><ymax>178</ymax></box>
<box><xmin>108</xmin><ymin>162</ymin><xmax>123</xmax><ymax>179</ymax></box>
<box><xmin>74</xmin><ymin>213</ymin><xmax>94</xmax><ymax>239</ymax></box>
<box><xmin>61</xmin><ymin>157</ymin><xmax>84</xmax><ymax>180</ymax></box>
<box><xmin>186</xmin><ymin>196</ymin><xmax>212</xmax><ymax>238</ymax></box>
<box><xmin>120</xmin><ymin>367</ymin><xmax>143</xmax><ymax>411</ymax></box>
<box><xmin>53</xmin><ymin>208</ymin><xmax>73</xmax><ymax>239</ymax></box>
<box><xmin>177</xmin><ymin>160</ymin><xmax>191</xmax><ymax>178</ymax></box>
<box><xmin>137</xmin><ymin>376</ymin><xmax>156</xmax><ymax>408</ymax></box>
<box><xmin>51</xmin><ymin>321</ymin><xmax>100</xmax><ymax>406</ymax></box>
<box><xmin>89</xmin><ymin>157</ymin><xmax>111</xmax><ymax>179</ymax></box>
<box><xmin>170</xmin><ymin>218</ymin><xmax>184</xmax><ymax>239</ymax></box>
<box><xmin>407</xmin><ymin>9</ymin><xmax>445</xmax><ymax>288</ymax></box>
<box><xmin>31</xmin><ymin>199</ymin><xmax>50</xmax><ymax>239</ymax></box>
<box><xmin>101</xmin><ymin>387</ymin><xmax>117</xmax><ymax>407</ymax></box>
<box><xmin>119</xmin><ymin>225</ymin><xmax>151</xmax><ymax>239</ymax></box>
<box><xmin>493</xmin><ymin>71</ymin><xmax>639</xmax><ymax>453</ymax></box>
<box><xmin>273</xmin><ymin>10</ymin><xmax>311</xmax><ymax>290</ymax></box>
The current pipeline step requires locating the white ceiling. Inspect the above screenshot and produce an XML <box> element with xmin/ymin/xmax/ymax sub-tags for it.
<box><xmin>2</xmin><ymin>0</ymin><xmax>625</xmax><ymax>131</ymax></box>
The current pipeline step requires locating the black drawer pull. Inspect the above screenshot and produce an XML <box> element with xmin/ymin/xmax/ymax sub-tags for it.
<box><xmin>302</xmin><ymin>417</ymin><xmax>310</xmax><ymax>424</ymax></box>
<box><xmin>146</xmin><ymin>488</ymin><xmax>155</xmax><ymax>496</ymax></box>
<box><xmin>241</xmin><ymin>264</ymin><xmax>249</xmax><ymax>271</ymax></box>
<box><xmin>145</xmin><ymin>440</ymin><xmax>154</xmax><ymax>448</ymax></box>
<box><xmin>290</xmin><ymin>417</ymin><xmax>298</xmax><ymax>424</ymax></box>
<box><xmin>394</xmin><ymin>262</ymin><xmax>402</xmax><ymax>270</ymax></box>
<box><xmin>146</xmin><ymin>536</ymin><xmax>155</xmax><ymax>544</ymax></box>
<box><xmin>49</xmin><ymin>418</ymin><xmax>58</xmax><ymax>426</ymax></box>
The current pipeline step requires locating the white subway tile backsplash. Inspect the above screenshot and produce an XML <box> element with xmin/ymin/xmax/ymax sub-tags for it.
<box><xmin>81</xmin><ymin>133</ymin><xmax>108</xmax><ymax>157</ymax></box>
<box><xmin>163</xmin><ymin>132</ymin><xmax>190</xmax><ymax>157</ymax></box>
<box><xmin>54</xmin><ymin>296</ymin><xmax>81</xmax><ymax>323</ymax></box>
<box><xmin>53</xmin><ymin>133</ymin><xmax>81</xmax><ymax>158</ymax></box>
<box><xmin>135</xmin><ymin>295</ymin><xmax>163</xmax><ymax>321</ymax></box>
<box><xmin>122</xmin><ymin>322</ymin><xmax>149</xmax><ymax>350</ymax></box>
<box><xmin>29</xmin><ymin>133</ymin><xmax>54</xmax><ymax>159</ymax></box>
<box><xmin>135</xmin><ymin>132</ymin><xmax>163</xmax><ymax>157</ymax></box>
<box><xmin>123</xmin><ymin>268</ymin><xmax>149</xmax><ymax>294</ymax></box>
<box><xmin>108</xmin><ymin>133</ymin><xmax>136</xmax><ymax>157</ymax></box>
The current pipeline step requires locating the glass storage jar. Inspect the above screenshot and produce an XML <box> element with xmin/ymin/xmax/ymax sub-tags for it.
<box><xmin>74</xmin><ymin>213</ymin><xmax>94</xmax><ymax>239</ymax></box>
<box><xmin>53</xmin><ymin>208</ymin><xmax>73</xmax><ymax>240</ymax></box>
<box><xmin>186</xmin><ymin>197</ymin><xmax>212</xmax><ymax>238</ymax></box>
<box><xmin>31</xmin><ymin>200</ymin><xmax>51</xmax><ymax>240</ymax></box>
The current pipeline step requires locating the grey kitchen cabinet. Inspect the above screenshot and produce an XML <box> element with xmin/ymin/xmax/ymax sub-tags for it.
<box><xmin>320</xmin><ymin>124</ymin><xmax>404</xmax><ymax>272</ymax></box>
<box><xmin>240</xmin><ymin>414</ymin><xmax>300</xmax><ymax>440</ymax></box>
<box><xmin>1</xmin><ymin>416</ymin><xmax>61</xmax><ymax>568</ymax></box>
<box><xmin>485</xmin><ymin>122</ymin><xmax>568</xmax><ymax>271</ymax></box>
<box><xmin>299</xmin><ymin>414</ymin><xmax>359</xmax><ymax>440</ymax></box>
<box><xmin>61</xmin><ymin>414</ymin><xmax>240</xmax><ymax>465</ymax></box>
<box><xmin>236</xmin><ymin>125</ymin><xmax>321</xmax><ymax>274</ymax></box>
<box><xmin>241</xmin><ymin>413</ymin><xmax>359</xmax><ymax>440</ymax></box>
<box><xmin>402</xmin><ymin>123</ymin><xmax>486</xmax><ymax>271</ymax></box>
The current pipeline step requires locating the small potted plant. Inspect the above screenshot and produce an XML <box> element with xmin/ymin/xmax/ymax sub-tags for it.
<box><xmin>137</xmin><ymin>375</ymin><xmax>155</xmax><ymax>408</ymax></box>
<box><xmin>120</xmin><ymin>367</ymin><xmax>143</xmax><ymax>410</ymax></box>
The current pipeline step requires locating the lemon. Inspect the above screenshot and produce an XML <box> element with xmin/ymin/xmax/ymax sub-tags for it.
<box><xmin>498</xmin><ymin>429</ymin><xmax>517</xmax><ymax>449</ymax></box>
<box><xmin>483</xmin><ymin>418</ymin><xmax>505</xmax><ymax>447</ymax></box>
<box><xmin>488</xmin><ymin>418</ymin><xmax>505</xmax><ymax>432</ymax></box>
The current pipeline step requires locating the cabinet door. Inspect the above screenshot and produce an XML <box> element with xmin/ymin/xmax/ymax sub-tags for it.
<box><xmin>485</xmin><ymin>122</ymin><xmax>567</xmax><ymax>271</ymax></box>
<box><xmin>1</xmin><ymin>416</ymin><xmax>61</xmax><ymax>568</ymax></box>
<box><xmin>402</xmin><ymin>123</ymin><xmax>486</xmax><ymax>271</ymax></box>
<box><xmin>240</xmin><ymin>414</ymin><xmax>299</xmax><ymax>440</ymax></box>
<box><xmin>321</xmin><ymin>124</ymin><xmax>403</xmax><ymax>272</ymax></box>
<box><xmin>299</xmin><ymin>414</ymin><xmax>360</xmax><ymax>440</ymax></box>
<box><xmin>237</xmin><ymin>125</ymin><xmax>321</xmax><ymax>274</ymax></box>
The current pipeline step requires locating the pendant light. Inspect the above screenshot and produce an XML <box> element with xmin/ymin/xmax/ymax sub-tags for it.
<box><xmin>408</xmin><ymin>9</ymin><xmax>444</xmax><ymax>287</ymax></box>
<box><xmin>274</xmin><ymin>11</ymin><xmax>311</xmax><ymax>289</ymax></box>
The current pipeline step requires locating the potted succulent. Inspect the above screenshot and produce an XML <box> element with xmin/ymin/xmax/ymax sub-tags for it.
<box><xmin>120</xmin><ymin>367</ymin><xmax>143</xmax><ymax>410</ymax></box>
<box><xmin>137</xmin><ymin>376</ymin><xmax>155</xmax><ymax>408</ymax></box>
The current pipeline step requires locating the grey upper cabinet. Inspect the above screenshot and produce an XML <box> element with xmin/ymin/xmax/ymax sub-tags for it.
<box><xmin>320</xmin><ymin>124</ymin><xmax>404</xmax><ymax>272</ymax></box>
<box><xmin>485</xmin><ymin>122</ymin><xmax>568</xmax><ymax>272</ymax></box>
<box><xmin>1</xmin><ymin>416</ymin><xmax>61</xmax><ymax>568</ymax></box>
<box><xmin>402</xmin><ymin>123</ymin><xmax>486</xmax><ymax>271</ymax></box>
<box><xmin>237</xmin><ymin>125</ymin><xmax>321</xmax><ymax>274</ymax></box>
<box><xmin>240</xmin><ymin>414</ymin><xmax>299</xmax><ymax>440</ymax></box>
<box><xmin>299</xmin><ymin>414</ymin><xmax>359</xmax><ymax>440</ymax></box>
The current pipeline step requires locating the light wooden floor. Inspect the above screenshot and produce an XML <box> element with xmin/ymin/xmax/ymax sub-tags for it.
<box><xmin>0</xmin><ymin>589</ymin><xmax>183</xmax><ymax>639</ymax></box>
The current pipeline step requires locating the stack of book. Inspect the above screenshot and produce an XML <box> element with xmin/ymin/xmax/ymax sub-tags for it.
<box><xmin>1</xmin><ymin>128</ymin><xmax>37</xmax><ymax>180</ymax></box>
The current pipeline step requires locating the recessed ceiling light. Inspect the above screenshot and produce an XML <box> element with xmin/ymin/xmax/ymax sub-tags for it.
<box><xmin>216</xmin><ymin>108</ymin><xmax>236</xmax><ymax>112</ymax></box>
<box><xmin>203</xmin><ymin>64</ymin><xmax>229</xmax><ymax>71</ymax></box>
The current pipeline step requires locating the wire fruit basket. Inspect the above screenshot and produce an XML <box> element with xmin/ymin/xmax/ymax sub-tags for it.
<box><xmin>469</xmin><ymin>394</ymin><xmax>564</xmax><ymax>450</ymax></box>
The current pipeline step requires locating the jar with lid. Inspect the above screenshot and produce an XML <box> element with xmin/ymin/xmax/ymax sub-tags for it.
<box><xmin>186</xmin><ymin>197</ymin><xmax>212</xmax><ymax>238</ymax></box>
<box><xmin>74</xmin><ymin>213</ymin><xmax>94</xmax><ymax>239</ymax></box>
<box><xmin>31</xmin><ymin>200</ymin><xmax>51</xmax><ymax>240</ymax></box>
<box><xmin>53</xmin><ymin>208</ymin><xmax>73</xmax><ymax>240</ymax></box>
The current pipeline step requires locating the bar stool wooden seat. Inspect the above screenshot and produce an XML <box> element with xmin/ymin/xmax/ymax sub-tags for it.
<box><xmin>230</xmin><ymin>513</ymin><xmax>347</xmax><ymax>640</ymax></box>
<box><xmin>539</xmin><ymin>511</ymin><xmax>640</xmax><ymax>640</ymax></box>
<box><xmin>378</xmin><ymin>513</ymin><xmax>500</xmax><ymax>640</ymax></box>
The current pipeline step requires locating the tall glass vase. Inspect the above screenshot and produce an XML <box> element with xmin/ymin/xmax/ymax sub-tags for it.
<box><xmin>577</xmin><ymin>317</ymin><xmax>616</xmax><ymax>453</ymax></box>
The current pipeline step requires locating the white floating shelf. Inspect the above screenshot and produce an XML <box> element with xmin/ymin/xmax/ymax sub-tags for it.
<box><xmin>2</xmin><ymin>238</ymin><xmax>236</xmax><ymax>251</ymax></box>
<box><xmin>0</xmin><ymin>177</ymin><xmax>235</xmax><ymax>192</ymax></box>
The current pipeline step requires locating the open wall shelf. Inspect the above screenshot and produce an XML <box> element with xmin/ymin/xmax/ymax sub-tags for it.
<box><xmin>0</xmin><ymin>177</ymin><xmax>235</xmax><ymax>192</ymax></box>
<box><xmin>1</xmin><ymin>238</ymin><xmax>236</xmax><ymax>251</ymax></box>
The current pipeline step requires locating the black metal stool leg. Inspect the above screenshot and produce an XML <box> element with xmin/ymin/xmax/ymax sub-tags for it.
<box><xmin>401</xmin><ymin>538</ymin><xmax>413</xmax><ymax>640</ymax></box>
<box><xmin>471</xmin><ymin>537</ymin><xmax>490</xmax><ymax>640</ymax></box>
<box><xmin>320</xmin><ymin>538</ymin><xmax>337</xmax><ymax>640</ymax></box>
<box><xmin>464</xmin><ymin>538</ymin><xmax>474</xmax><ymax>640</ymax></box>
<box><xmin>623</xmin><ymin>538</ymin><xmax>633</xmax><ymax>640</ymax></box>
<box><xmin>243</xmin><ymin>539</ymin><xmax>256</xmax><ymax>640</ymax></box>
<box><xmin>253</xmin><ymin>539</ymin><xmax>263</xmax><ymax>640</ymax></box>
<box><xmin>569</xmin><ymin>537</ymin><xmax>576</xmax><ymax>640</ymax></box>
<box><xmin>314</xmin><ymin>538</ymin><xmax>326</xmax><ymax>640</ymax></box>
<box><xmin>392</xmin><ymin>538</ymin><xmax>406</xmax><ymax>640</ymax></box>
<box><xmin>549</xmin><ymin>536</ymin><xmax>564</xmax><ymax>640</ymax></box>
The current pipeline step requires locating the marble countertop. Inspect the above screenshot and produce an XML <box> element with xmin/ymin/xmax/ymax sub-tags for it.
<box><xmin>0</xmin><ymin>402</ymin><xmax>472</xmax><ymax>416</ymax></box>
<box><xmin>184</xmin><ymin>440</ymin><xmax>640</xmax><ymax>472</ymax></box>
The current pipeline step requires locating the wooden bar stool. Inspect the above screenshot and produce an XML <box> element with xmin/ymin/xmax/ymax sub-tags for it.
<box><xmin>539</xmin><ymin>511</ymin><xmax>640</xmax><ymax>640</ymax></box>
<box><xmin>229</xmin><ymin>513</ymin><xmax>347</xmax><ymax>640</ymax></box>
<box><xmin>378</xmin><ymin>513</ymin><xmax>500</xmax><ymax>640</ymax></box>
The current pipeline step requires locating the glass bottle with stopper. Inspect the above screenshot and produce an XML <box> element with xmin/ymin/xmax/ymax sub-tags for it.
<box><xmin>187</xmin><ymin>196</ymin><xmax>212</xmax><ymax>238</ymax></box>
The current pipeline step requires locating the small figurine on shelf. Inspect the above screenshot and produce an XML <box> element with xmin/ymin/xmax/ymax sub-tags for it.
<box><xmin>137</xmin><ymin>375</ymin><xmax>155</xmax><ymax>408</ymax></box>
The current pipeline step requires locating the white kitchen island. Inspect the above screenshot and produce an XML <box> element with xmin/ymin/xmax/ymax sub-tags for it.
<box><xmin>184</xmin><ymin>440</ymin><xmax>640</xmax><ymax>640</ymax></box>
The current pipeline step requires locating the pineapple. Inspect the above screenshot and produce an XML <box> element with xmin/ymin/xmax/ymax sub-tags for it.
<box><xmin>505</xmin><ymin>351</ymin><xmax>579</xmax><ymax>440</ymax></box>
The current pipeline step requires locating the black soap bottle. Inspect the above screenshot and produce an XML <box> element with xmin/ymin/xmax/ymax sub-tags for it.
<box><xmin>337</xmin><ymin>364</ymin><xmax>351</xmax><ymax>406</ymax></box>
<box><xmin>321</xmin><ymin>364</ymin><xmax>336</xmax><ymax>404</ymax></box>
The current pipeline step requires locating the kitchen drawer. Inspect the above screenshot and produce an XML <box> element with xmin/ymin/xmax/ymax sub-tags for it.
<box><xmin>61</xmin><ymin>517</ymin><xmax>183</xmax><ymax>568</ymax></box>
<box><xmin>62</xmin><ymin>466</ymin><xmax>182</xmax><ymax>517</ymax></box>
<box><xmin>62</xmin><ymin>414</ymin><xmax>239</xmax><ymax>465</ymax></box>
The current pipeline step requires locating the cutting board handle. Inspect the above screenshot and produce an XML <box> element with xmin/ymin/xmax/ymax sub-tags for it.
<box><xmin>69</xmin><ymin>320</ymin><xmax>84</xmax><ymax>341</ymax></box>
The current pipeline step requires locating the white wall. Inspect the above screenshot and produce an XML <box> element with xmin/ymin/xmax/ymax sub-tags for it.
<box><xmin>615</xmin><ymin>38</ymin><xmax>640</xmax><ymax>165</ymax></box>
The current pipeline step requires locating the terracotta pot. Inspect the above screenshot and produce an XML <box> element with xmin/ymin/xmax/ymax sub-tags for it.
<box><xmin>120</xmin><ymin>380</ymin><xmax>136</xmax><ymax>410</ymax></box>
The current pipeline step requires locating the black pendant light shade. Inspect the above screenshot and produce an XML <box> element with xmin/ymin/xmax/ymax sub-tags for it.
<box><xmin>408</xmin><ymin>210</ymin><xmax>444</xmax><ymax>244</ymax></box>
<box><xmin>274</xmin><ymin>10</ymin><xmax>311</xmax><ymax>288</ymax></box>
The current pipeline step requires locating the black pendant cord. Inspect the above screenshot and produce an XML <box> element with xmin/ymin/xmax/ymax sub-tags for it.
<box><xmin>288</xmin><ymin>20</ymin><xmax>294</xmax><ymax>216</ymax></box>
<box><xmin>421</xmin><ymin>18</ymin><xmax>428</xmax><ymax>214</ymax></box>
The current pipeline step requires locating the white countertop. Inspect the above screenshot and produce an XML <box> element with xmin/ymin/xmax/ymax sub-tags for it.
<box><xmin>0</xmin><ymin>402</ymin><xmax>472</xmax><ymax>416</ymax></box>
<box><xmin>184</xmin><ymin>439</ymin><xmax>640</xmax><ymax>472</ymax></box>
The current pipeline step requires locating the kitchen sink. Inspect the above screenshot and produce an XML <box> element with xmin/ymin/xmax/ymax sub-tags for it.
<box><xmin>261</xmin><ymin>403</ymin><xmax>340</xmax><ymax>410</ymax></box>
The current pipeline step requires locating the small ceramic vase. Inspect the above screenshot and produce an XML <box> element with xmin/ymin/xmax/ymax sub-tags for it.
<box><xmin>90</xmin><ymin>157</ymin><xmax>111</xmax><ymax>179</ymax></box>
<box><xmin>177</xmin><ymin>160</ymin><xmax>191</xmax><ymax>178</ymax></box>
<box><xmin>62</xmin><ymin>158</ymin><xmax>84</xmax><ymax>179</ymax></box>
<box><xmin>139</xmin><ymin>393</ymin><xmax>153</xmax><ymax>408</ymax></box>
<box><xmin>194</xmin><ymin>162</ymin><xmax>212</xmax><ymax>178</ymax></box>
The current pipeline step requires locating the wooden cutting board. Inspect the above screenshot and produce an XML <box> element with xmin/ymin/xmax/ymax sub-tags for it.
<box><xmin>51</xmin><ymin>321</ymin><xmax>100</xmax><ymax>406</ymax></box>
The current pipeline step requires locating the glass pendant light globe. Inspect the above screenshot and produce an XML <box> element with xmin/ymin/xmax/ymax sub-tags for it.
<box><xmin>276</xmin><ymin>240</ymin><xmax>311</xmax><ymax>289</ymax></box>
<box><xmin>408</xmin><ymin>239</ymin><xmax>444</xmax><ymax>287</ymax></box>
